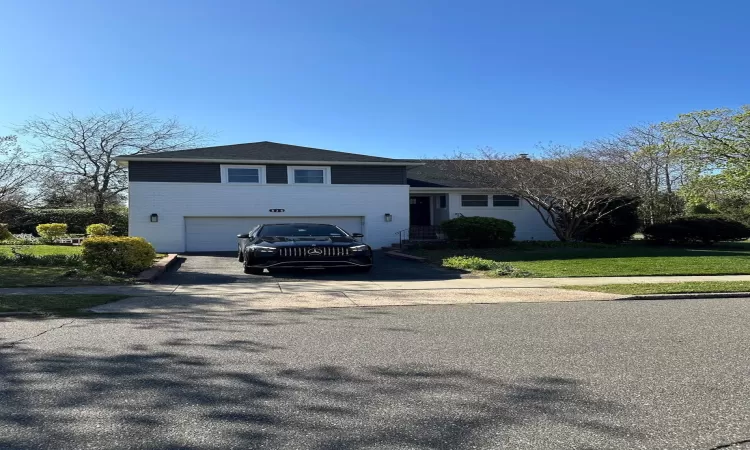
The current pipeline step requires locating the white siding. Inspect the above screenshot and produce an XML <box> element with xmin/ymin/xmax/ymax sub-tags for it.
<box><xmin>128</xmin><ymin>182</ymin><xmax>409</xmax><ymax>252</ymax></box>
<box><xmin>447</xmin><ymin>192</ymin><xmax>558</xmax><ymax>241</ymax></box>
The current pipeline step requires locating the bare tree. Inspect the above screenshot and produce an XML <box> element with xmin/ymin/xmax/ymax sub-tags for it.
<box><xmin>0</xmin><ymin>135</ymin><xmax>35</xmax><ymax>214</ymax></box>
<box><xmin>589</xmin><ymin>124</ymin><xmax>685</xmax><ymax>225</ymax></box>
<box><xmin>446</xmin><ymin>146</ymin><xmax>638</xmax><ymax>241</ymax></box>
<box><xmin>19</xmin><ymin>110</ymin><xmax>206</xmax><ymax>217</ymax></box>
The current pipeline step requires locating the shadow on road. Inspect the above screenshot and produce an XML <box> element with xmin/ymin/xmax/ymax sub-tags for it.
<box><xmin>0</xmin><ymin>310</ymin><xmax>639</xmax><ymax>448</ymax></box>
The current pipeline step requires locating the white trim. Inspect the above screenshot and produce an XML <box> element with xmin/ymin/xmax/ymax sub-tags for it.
<box><xmin>287</xmin><ymin>166</ymin><xmax>331</xmax><ymax>185</ymax></box>
<box><xmin>116</xmin><ymin>157</ymin><xmax>422</xmax><ymax>167</ymax></box>
<box><xmin>220</xmin><ymin>164</ymin><xmax>266</xmax><ymax>184</ymax></box>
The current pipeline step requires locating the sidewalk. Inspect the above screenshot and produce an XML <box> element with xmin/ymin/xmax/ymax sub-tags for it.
<box><xmin>2</xmin><ymin>274</ymin><xmax>750</xmax><ymax>297</ymax></box>
<box><xmin>2</xmin><ymin>275</ymin><xmax>749</xmax><ymax>314</ymax></box>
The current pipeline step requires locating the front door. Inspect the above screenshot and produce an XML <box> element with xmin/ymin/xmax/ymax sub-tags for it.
<box><xmin>409</xmin><ymin>196</ymin><xmax>431</xmax><ymax>226</ymax></box>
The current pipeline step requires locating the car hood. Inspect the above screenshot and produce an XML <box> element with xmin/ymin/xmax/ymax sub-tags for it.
<box><xmin>255</xmin><ymin>237</ymin><xmax>359</xmax><ymax>248</ymax></box>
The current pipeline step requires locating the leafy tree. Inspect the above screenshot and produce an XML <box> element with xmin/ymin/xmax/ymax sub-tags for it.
<box><xmin>19</xmin><ymin>110</ymin><xmax>205</xmax><ymax>217</ymax></box>
<box><xmin>664</xmin><ymin>106</ymin><xmax>750</xmax><ymax>205</ymax></box>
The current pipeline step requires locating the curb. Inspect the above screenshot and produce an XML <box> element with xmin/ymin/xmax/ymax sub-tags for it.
<box><xmin>624</xmin><ymin>292</ymin><xmax>750</xmax><ymax>301</ymax></box>
<box><xmin>136</xmin><ymin>254</ymin><xmax>179</xmax><ymax>282</ymax></box>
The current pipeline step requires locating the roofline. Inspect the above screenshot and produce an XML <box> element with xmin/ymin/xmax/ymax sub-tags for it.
<box><xmin>115</xmin><ymin>156</ymin><xmax>423</xmax><ymax>167</ymax></box>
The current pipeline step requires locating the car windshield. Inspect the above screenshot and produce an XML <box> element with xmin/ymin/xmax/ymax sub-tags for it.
<box><xmin>259</xmin><ymin>224</ymin><xmax>349</xmax><ymax>237</ymax></box>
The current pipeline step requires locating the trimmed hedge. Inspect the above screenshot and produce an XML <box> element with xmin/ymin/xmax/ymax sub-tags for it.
<box><xmin>7</xmin><ymin>208</ymin><xmax>128</xmax><ymax>236</ymax></box>
<box><xmin>36</xmin><ymin>223</ymin><xmax>68</xmax><ymax>243</ymax></box>
<box><xmin>440</xmin><ymin>216</ymin><xmax>516</xmax><ymax>248</ymax></box>
<box><xmin>86</xmin><ymin>223</ymin><xmax>113</xmax><ymax>236</ymax></box>
<box><xmin>643</xmin><ymin>216</ymin><xmax>750</xmax><ymax>245</ymax></box>
<box><xmin>82</xmin><ymin>236</ymin><xmax>156</xmax><ymax>274</ymax></box>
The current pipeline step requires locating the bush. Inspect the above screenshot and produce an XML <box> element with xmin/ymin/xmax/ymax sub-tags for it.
<box><xmin>7</xmin><ymin>208</ymin><xmax>128</xmax><ymax>235</ymax></box>
<box><xmin>643</xmin><ymin>216</ymin><xmax>750</xmax><ymax>245</ymax></box>
<box><xmin>0</xmin><ymin>250</ymin><xmax>81</xmax><ymax>267</ymax></box>
<box><xmin>36</xmin><ymin>223</ymin><xmax>68</xmax><ymax>243</ymax></box>
<box><xmin>440</xmin><ymin>217</ymin><xmax>516</xmax><ymax>248</ymax></box>
<box><xmin>82</xmin><ymin>236</ymin><xmax>156</xmax><ymax>274</ymax></box>
<box><xmin>0</xmin><ymin>223</ymin><xmax>11</xmax><ymax>241</ymax></box>
<box><xmin>86</xmin><ymin>223</ymin><xmax>113</xmax><ymax>236</ymax></box>
<box><xmin>441</xmin><ymin>255</ymin><xmax>530</xmax><ymax>277</ymax></box>
<box><xmin>575</xmin><ymin>197</ymin><xmax>641</xmax><ymax>244</ymax></box>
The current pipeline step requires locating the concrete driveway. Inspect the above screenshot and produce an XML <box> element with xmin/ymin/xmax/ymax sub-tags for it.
<box><xmin>2</xmin><ymin>299</ymin><xmax>750</xmax><ymax>449</ymax></box>
<box><xmin>157</xmin><ymin>250</ymin><xmax>464</xmax><ymax>285</ymax></box>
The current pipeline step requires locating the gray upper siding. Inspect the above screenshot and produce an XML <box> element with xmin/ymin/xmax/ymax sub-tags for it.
<box><xmin>128</xmin><ymin>161</ymin><xmax>407</xmax><ymax>185</ymax></box>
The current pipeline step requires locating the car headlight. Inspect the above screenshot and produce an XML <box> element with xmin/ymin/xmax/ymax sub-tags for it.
<box><xmin>253</xmin><ymin>246</ymin><xmax>277</xmax><ymax>254</ymax></box>
<box><xmin>350</xmin><ymin>245</ymin><xmax>369</xmax><ymax>253</ymax></box>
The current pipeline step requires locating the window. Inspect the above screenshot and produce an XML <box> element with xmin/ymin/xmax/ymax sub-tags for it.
<box><xmin>221</xmin><ymin>165</ymin><xmax>265</xmax><ymax>183</ymax></box>
<box><xmin>287</xmin><ymin>166</ymin><xmax>330</xmax><ymax>184</ymax></box>
<box><xmin>493</xmin><ymin>195</ymin><xmax>520</xmax><ymax>207</ymax></box>
<box><xmin>461</xmin><ymin>194</ymin><xmax>488</xmax><ymax>207</ymax></box>
<box><xmin>439</xmin><ymin>195</ymin><xmax>447</xmax><ymax>209</ymax></box>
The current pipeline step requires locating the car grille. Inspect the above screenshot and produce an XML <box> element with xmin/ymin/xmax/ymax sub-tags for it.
<box><xmin>278</xmin><ymin>247</ymin><xmax>351</xmax><ymax>258</ymax></box>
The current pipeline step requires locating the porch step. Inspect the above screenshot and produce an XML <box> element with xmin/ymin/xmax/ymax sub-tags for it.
<box><xmin>384</xmin><ymin>250</ymin><xmax>427</xmax><ymax>262</ymax></box>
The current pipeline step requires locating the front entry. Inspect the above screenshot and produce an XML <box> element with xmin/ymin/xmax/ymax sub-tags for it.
<box><xmin>409</xmin><ymin>196</ymin><xmax>431</xmax><ymax>226</ymax></box>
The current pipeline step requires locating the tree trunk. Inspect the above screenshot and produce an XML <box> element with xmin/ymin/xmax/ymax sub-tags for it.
<box><xmin>93</xmin><ymin>193</ymin><xmax>106</xmax><ymax>220</ymax></box>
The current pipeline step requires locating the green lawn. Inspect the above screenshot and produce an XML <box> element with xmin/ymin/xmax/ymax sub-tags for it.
<box><xmin>562</xmin><ymin>281</ymin><xmax>750</xmax><ymax>295</ymax></box>
<box><xmin>0</xmin><ymin>294</ymin><xmax>128</xmax><ymax>314</ymax></box>
<box><xmin>0</xmin><ymin>267</ymin><xmax>130</xmax><ymax>288</ymax></box>
<box><xmin>0</xmin><ymin>245</ymin><xmax>82</xmax><ymax>256</ymax></box>
<box><xmin>412</xmin><ymin>242</ymin><xmax>750</xmax><ymax>277</ymax></box>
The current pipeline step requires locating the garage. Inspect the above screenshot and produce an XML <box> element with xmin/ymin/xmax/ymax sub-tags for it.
<box><xmin>184</xmin><ymin>216</ymin><xmax>365</xmax><ymax>252</ymax></box>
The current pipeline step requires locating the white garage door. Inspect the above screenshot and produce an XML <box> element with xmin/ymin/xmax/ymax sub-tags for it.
<box><xmin>184</xmin><ymin>216</ymin><xmax>364</xmax><ymax>252</ymax></box>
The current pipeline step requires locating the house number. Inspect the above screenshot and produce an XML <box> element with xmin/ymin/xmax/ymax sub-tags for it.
<box><xmin>269</xmin><ymin>209</ymin><xmax>285</xmax><ymax>213</ymax></box>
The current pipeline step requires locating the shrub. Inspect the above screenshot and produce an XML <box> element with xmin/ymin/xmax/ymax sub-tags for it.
<box><xmin>82</xmin><ymin>236</ymin><xmax>156</xmax><ymax>274</ymax></box>
<box><xmin>575</xmin><ymin>197</ymin><xmax>641</xmax><ymax>244</ymax></box>
<box><xmin>7</xmin><ymin>208</ymin><xmax>128</xmax><ymax>235</ymax></box>
<box><xmin>643</xmin><ymin>216</ymin><xmax>750</xmax><ymax>245</ymax></box>
<box><xmin>441</xmin><ymin>255</ymin><xmax>530</xmax><ymax>277</ymax></box>
<box><xmin>0</xmin><ymin>223</ymin><xmax>11</xmax><ymax>241</ymax></box>
<box><xmin>86</xmin><ymin>223</ymin><xmax>113</xmax><ymax>236</ymax></box>
<box><xmin>36</xmin><ymin>223</ymin><xmax>68</xmax><ymax>243</ymax></box>
<box><xmin>440</xmin><ymin>217</ymin><xmax>516</xmax><ymax>248</ymax></box>
<box><xmin>0</xmin><ymin>250</ymin><xmax>81</xmax><ymax>267</ymax></box>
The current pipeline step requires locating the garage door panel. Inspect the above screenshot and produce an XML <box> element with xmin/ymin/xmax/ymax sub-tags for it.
<box><xmin>185</xmin><ymin>217</ymin><xmax>363</xmax><ymax>252</ymax></box>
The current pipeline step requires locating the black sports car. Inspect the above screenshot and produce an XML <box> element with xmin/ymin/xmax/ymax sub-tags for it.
<box><xmin>237</xmin><ymin>223</ymin><xmax>373</xmax><ymax>275</ymax></box>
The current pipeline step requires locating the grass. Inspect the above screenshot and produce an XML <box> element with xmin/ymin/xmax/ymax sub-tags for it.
<box><xmin>0</xmin><ymin>245</ymin><xmax>82</xmax><ymax>256</ymax></box>
<box><xmin>0</xmin><ymin>294</ymin><xmax>128</xmax><ymax>314</ymax></box>
<box><xmin>0</xmin><ymin>267</ymin><xmax>130</xmax><ymax>288</ymax></box>
<box><xmin>411</xmin><ymin>241</ymin><xmax>750</xmax><ymax>278</ymax></box>
<box><xmin>562</xmin><ymin>281</ymin><xmax>750</xmax><ymax>295</ymax></box>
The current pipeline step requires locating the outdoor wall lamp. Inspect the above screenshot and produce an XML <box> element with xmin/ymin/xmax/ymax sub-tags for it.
<box><xmin>384</xmin><ymin>213</ymin><xmax>392</xmax><ymax>222</ymax></box>
<box><xmin>150</xmin><ymin>214</ymin><xmax>159</xmax><ymax>223</ymax></box>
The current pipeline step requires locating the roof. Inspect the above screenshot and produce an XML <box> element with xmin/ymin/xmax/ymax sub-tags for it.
<box><xmin>407</xmin><ymin>160</ymin><xmax>481</xmax><ymax>188</ymax></box>
<box><xmin>115</xmin><ymin>141</ymin><xmax>419</xmax><ymax>166</ymax></box>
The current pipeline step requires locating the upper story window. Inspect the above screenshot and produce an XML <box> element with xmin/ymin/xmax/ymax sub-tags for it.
<box><xmin>493</xmin><ymin>195</ymin><xmax>520</xmax><ymax>207</ymax></box>
<box><xmin>221</xmin><ymin>165</ymin><xmax>266</xmax><ymax>184</ymax></box>
<box><xmin>461</xmin><ymin>194</ymin><xmax>488</xmax><ymax>207</ymax></box>
<box><xmin>288</xmin><ymin>166</ymin><xmax>330</xmax><ymax>184</ymax></box>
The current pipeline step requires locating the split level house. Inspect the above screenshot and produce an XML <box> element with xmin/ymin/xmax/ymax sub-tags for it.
<box><xmin>115</xmin><ymin>141</ymin><xmax>556</xmax><ymax>253</ymax></box>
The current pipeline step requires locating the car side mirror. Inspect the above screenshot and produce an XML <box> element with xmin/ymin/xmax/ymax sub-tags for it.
<box><xmin>237</xmin><ymin>233</ymin><xmax>250</xmax><ymax>239</ymax></box>
<box><xmin>352</xmin><ymin>233</ymin><xmax>364</xmax><ymax>238</ymax></box>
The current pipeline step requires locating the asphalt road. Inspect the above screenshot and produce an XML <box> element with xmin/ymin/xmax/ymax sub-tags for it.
<box><xmin>1</xmin><ymin>298</ymin><xmax>750</xmax><ymax>449</ymax></box>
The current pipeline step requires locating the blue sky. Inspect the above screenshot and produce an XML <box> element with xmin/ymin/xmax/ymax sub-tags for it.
<box><xmin>0</xmin><ymin>0</ymin><xmax>747</xmax><ymax>158</ymax></box>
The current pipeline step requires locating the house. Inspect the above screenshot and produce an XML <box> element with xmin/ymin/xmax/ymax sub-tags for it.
<box><xmin>115</xmin><ymin>142</ymin><xmax>556</xmax><ymax>252</ymax></box>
